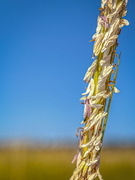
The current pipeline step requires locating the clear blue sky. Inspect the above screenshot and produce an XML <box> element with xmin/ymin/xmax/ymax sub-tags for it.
<box><xmin>0</xmin><ymin>0</ymin><xmax>135</xmax><ymax>143</ymax></box>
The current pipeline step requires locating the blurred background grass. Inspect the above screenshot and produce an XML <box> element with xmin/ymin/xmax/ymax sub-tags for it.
<box><xmin>0</xmin><ymin>144</ymin><xmax>135</xmax><ymax>180</ymax></box>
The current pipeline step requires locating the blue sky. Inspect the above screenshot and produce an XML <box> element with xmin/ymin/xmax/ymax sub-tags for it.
<box><xmin>0</xmin><ymin>0</ymin><xmax>135</xmax><ymax>143</ymax></box>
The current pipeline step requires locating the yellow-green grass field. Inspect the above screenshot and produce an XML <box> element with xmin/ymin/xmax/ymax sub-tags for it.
<box><xmin>0</xmin><ymin>146</ymin><xmax>135</xmax><ymax>180</ymax></box>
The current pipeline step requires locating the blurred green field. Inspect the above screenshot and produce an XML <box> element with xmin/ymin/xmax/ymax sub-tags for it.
<box><xmin>0</xmin><ymin>146</ymin><xmax>135</xmax><ymax>180</ymax></box>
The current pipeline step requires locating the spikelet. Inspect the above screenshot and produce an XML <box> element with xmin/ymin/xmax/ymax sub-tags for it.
<box><xmin>70</xmin><ymin>1</ymin><xmax>129</xmax><ymax>180</ymax></box>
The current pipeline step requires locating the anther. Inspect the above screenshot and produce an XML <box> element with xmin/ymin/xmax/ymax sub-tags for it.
<box><xmin>108</xmin><ymin>83</ymin><xmax>112</xmax><ymax>87</ymax></box>
<box><xmin>109</xmin><ymin>80</ymin><xmax>114</xmax><ymax>83</ymax></box>
<box><xmin>113</xmin><ymin>50</ymin><xmax>118</xmax><ymax>57</ymax></box>
<box><xmin>113</xmin><ymin>63</ymin><xmax>116</xmax><ymax>68</ymax></box>
<box><xmin>99</xmin><ymin>7</ymin><xmax>103</xmax><ymax>11</ymax></box>
<box><xmin>89</xmin><ymin>39</ymin><xmax>95</xmax><ymax>43</ymax></box>
<box><xmin>92</xmin><ymin>53</ymin><xmax>95</xmax><ymax>59</ymax></box>
<box><xmin>118</xmin><ymin>29</ymin><xmax>121</xmax><ymax>35</ymax></box>
<box><xmin>112</xmin><ymin>69</ymin><xmax>114</xmax><ymax>73</ymax></box>
<box><xmin>76</xmin><ymin>127</ymin><xmax>83</xmax><ymax>137</ymax></box>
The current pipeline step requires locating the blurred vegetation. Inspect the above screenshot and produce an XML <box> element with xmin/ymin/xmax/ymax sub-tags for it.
<box><xmin>0</xmin><ymin>145</ymin><xmax>135</xmax><ymax>180</ymax></box>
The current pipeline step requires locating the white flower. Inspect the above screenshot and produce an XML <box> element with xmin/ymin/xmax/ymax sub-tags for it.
<box><xmin>100</xmin><ymin>53</ymin><xmax>111</xmax><ymax>66</ymax></box>
<box><xmin>81</xmin><ymin>136</ymin><xmax>96</xmax><ymax>148</ymax></box>
<box><xmin>91</xmin><ymin>90</ymin><xmax>107</xmax><ymax>99</ymax></box>
<box><xmin>101</xmin><ymin>65</ymin><xmax>113</xmax><ymax>78</ymax></box>
<box><xmin>88</xmin><ymin>172</ymin><xmax>97</xmax><ymax>180</ymax></box>
<box><xmin>97</xmin><ymin>168</ymin><xmax>103</xmax><ymax>180</ymax></box>
<box><xmin>122</xmin><ymin>8</ymin><xmax>127</xmax><ymax>17</ymax></box>
<box><xmin>94</xmin><ymin>121</ymin><xmax>102</xmax><ymax>136</ymax></box>
<box><xmin>83</xmin><ymin>146</ymin><xmax>94</xmax><ymax>158</ymax></box>
<box><xmin>102</xmin><ymin>18</ymin><xmax>120</xmax><ymax>43</ymax></box>
<box><xmin>103</xmin><ymin>92</ymin><xmax>111</xmax><ymax>98</ymax></box>
<box><xmin>87</xmin><ymin>155</ymin><xmax>100</xmax><ymax>166</ymax></box>
<box><xmin>80</xmin><ymin>96</ymin><xmax>87</xmax><ymax>101</ymax></box>
<box><xmin>93</xmin><ymin>133</ymin><xmax>102</xmax><ymax>150</ymax></box>
<box><xmin>90</xmin><ymin>103</ymin><xmax>103</xmax><ymax>109</ymax></box>
<box><xmin>92</xmin><ymin>16</ymin><xmax>102</xmax><ymax>39</ymax></box>
<box><xmin>82</xmin><ymin>78</ymin><xmax>95</xmax><ymax>97</ymax></box>
<box><xmin>107</xmin><ymin>1</ymin><xmax>123</xmax><ymax>18</ymax></box>
<box><xmin>101</xmin><ymin>0</ymin><xmax>107</xmax><ymax>8</ymax></box>
<box><xmin>114</xmin><ymin>87</ymin><xmax>120</xmax><ymax>93</ymax></box>
<box><xmin>84</xmin><ymin>112</ymin><xmax>107</xmax><ymax>132</ymax></box>
<box><xmin>93</xmin><ymin>33</ymin><xmax>104</xmax><ymax>56</ymax></box>
<box><xmin>87</xmin><ymin>79</ymin><xmax>95</xmax><ymax>99</ymax></box>
<box><xmin>119</xmin><ymin>18</ymin><xmax>129</xmax><ymax>28</ymax></box>
<box><xmin>83</xmin><ymin>60</ymin><xmax>97</xmax><ymax>82</ymax></box>
<box><xmin>101</xmin><ymin>35</ymin><xmax>118</xmax><ymax>52</ymax></box>
<box><xmin>98</xmin><ymin>77</ymin><xmax>107</xmax><ymax>90</ymax></box>
<box><xmin>108</xmin><ymin>0</ymin><xmax>113</xmax><ymax>10</ymax></box>
<box><xmin>112</xmin><ymin>0</ymin><xmax>117</xmax><ymax>9</ymax></box>
<box><xmin>89</xmin><ymin>108</ymin><xmax>99</xmax><ymax>120</ymax></box>
<box><xmin>98</xmin><ymin>65</ymin><xmax>113</xmax><ymax>89</ymax></box>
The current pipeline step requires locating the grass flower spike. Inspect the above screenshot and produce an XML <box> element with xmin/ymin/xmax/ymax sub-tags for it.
<box><xmin>70</xmin><ymin>0</ymin><xmax>129</xmax><ymax>180</ymax></box>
